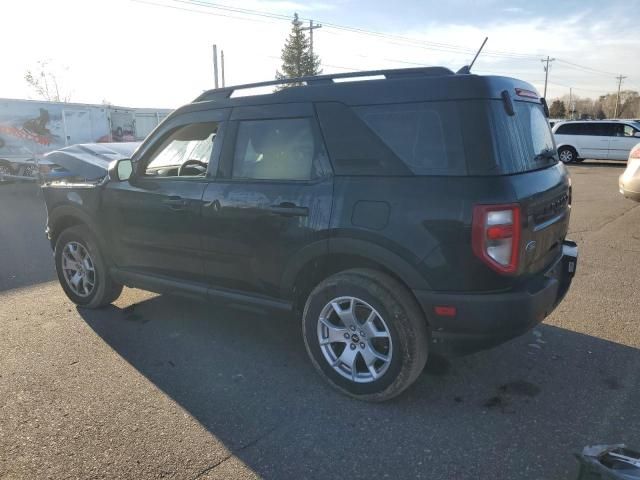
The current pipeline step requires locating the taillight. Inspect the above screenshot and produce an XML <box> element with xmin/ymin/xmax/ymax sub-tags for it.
<box><xmin>472</xmin><ymin>204</ymin><xmax>521</xmax><ymax>274</ymax></box>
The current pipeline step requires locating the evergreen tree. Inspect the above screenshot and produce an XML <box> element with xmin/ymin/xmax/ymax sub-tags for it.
<box><xmin>549</xmin><ymin>99</ymin><xmax>566</xmax><ymax>118</ymax></box>
<box><xmin>275</xmin><ymin>13</ymin><xmax>322</xmax><ymax>88</ymax></box>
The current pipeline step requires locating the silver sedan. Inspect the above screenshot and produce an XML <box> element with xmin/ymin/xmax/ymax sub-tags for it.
<box><xmin>620</xmin><ymin>143</ymin><xmax>640</xmax><ymax>202</ymax></box>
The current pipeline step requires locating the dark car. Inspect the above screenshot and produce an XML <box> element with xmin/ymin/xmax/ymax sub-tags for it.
<box><xmin>41</xmin><ymin>67</ymin><xmax>578</xmax><ymax>401</ymax></box>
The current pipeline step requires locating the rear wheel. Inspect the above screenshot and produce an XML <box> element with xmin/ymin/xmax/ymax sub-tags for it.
<box><xmin>302</xmin><ymin>269</ymin><xmax>429</xmax><ymax>401</ymax></box>
<box><xmin>54</xmin><ymin>225</ymin><xmax>122</xmax><ymax>308</ymax></box>
<box><xmin>558</xmin><ymin>146</ymin><xmax>577</xmax><ymax>164</ymax></box>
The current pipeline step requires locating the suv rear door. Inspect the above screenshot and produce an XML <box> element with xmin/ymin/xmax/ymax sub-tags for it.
<box><xmin>200</xmin><ymin>103</ymin><xmax>333</xmax><ymax>298</ymax></box>
<box><xmin>578</xmin><ymin>122</ymin><xmax>612</xmax><ymax>160</ymax></box>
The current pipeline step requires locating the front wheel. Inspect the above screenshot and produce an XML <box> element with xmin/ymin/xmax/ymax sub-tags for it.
<box><xmin>54</xmin><ymin>225</ymin><xmax>123</xmax><ymax>308</ymax></box>
<box><xmin>302</xmin><ymin>269</ymin><xmax>429</xmax><ymax>401</ymax></box>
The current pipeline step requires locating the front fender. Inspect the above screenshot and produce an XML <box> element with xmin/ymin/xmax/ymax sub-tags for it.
<box><xmin>46</xmin><ymin>203</ymin><xmax>105</xmax><ymax>251</ymax></box>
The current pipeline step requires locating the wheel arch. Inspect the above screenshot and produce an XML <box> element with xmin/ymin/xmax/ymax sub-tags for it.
<box><xmin>282</xmin><ymin>238</ymin><xmax>432</xmax><ymax>323</ymax></box>
<box><xmin>557</xmin><ymin>144</ymin><xmax>580</xmax><ymax>157</ymax></box>
<box><xmin>48</xmin><ymin>205</ymin><xmax>104</xmax><ymax>251</ymax></box>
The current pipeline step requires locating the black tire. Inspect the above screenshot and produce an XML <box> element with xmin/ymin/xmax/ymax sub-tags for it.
<box><xmin>302</xmin><ymin>268</ymin><xmax>429</xmax><ymax>402</ymax></box>
<box><xmin>54</xmin><ymin>225</ymin><xmax>123</xmax><ymax>308</ymax></box>
<box><xmin>0</xmin><ymin>160</ymin><xmax>13</xmax><ymax>183</ymax></box>
<box><xmin>558</xmin><ymin>146</ymin><xmax>577</xmax><ymax>164</ymax></box>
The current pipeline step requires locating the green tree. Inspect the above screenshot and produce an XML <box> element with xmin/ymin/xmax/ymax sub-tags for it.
<box><xmin>275</xmin><ymin>13</ymin><xmax>321</xmax><ymax>88</ymax></box>
<box><xmin>549</xmin><ymin>99</ymin><xmax>566</xmax><ymax>118</ymax></box>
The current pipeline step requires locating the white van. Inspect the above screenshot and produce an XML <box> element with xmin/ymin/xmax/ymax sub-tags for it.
<box><xmin>552</xmin><ymin>120</ymin><xmax>640</xmax><ymax>162</ymax></box>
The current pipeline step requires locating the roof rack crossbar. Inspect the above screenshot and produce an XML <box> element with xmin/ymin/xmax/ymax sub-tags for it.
<box><xmin>193</xmin><ymin>66</ymin><xmax>454</xmax><ymax>103</ymax></box>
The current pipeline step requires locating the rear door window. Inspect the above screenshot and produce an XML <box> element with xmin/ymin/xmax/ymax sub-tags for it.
<box><xmin>231</xmin><ymin>118</ymin><xmax>323</xmax><ymax>181</ymax></box>
<box><xmin>599</xmin><ymin>123</ymin><xmax>618</xmax><ymax>137</ymax></box>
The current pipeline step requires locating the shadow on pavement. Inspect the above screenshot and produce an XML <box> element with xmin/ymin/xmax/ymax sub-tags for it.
<box><xmin>0</xmin><ymin>183</ymin><xmax>55</xmax><ymax>292</ymax></box>
<box><xmin>570</xmin><ymin>161</ymin><xmax>626</xmax><ymax>169</ymax></box>
<box><xmin>78</xmin><ymin>294</ymin><xmax>640</xmax><ymax>479</ymax></box>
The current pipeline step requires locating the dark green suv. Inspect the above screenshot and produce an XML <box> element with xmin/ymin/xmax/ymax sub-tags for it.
<box><xmin>42</xmin><ymin>67</ymin><xmax>578</xmax><ymax>401</ymax></box>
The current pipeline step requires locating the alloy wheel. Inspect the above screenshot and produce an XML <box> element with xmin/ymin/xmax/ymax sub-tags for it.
<box><xmin>61</xmin><ymin>241</ymin><xmax>96</xmax><ymax>297</ymax></box>
<box><xmin>559</xmin><ymin>149</ymin><xmax>574</xmax><ymax>163</ymax></box>
<box><xmin>317</xmin><ymin>296</ymin><xmax>393</xmax><ymax>383</ymax></box>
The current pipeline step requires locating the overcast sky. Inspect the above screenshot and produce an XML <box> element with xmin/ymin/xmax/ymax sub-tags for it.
<box><xmin>2</xmin><ymin>0</ymin><xmax>638</xmax><ymax>108</ymax></box>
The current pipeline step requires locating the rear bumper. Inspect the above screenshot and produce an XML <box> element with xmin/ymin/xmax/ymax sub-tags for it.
<box><xmin>619</xmin><ymin>177</ymin><xmax>640</xmax><ymax>202</ymax></box>
<box><xmin>413</xmin><ymin>240</ymin><xmax>578</xmax><ymax>356</ymax></box>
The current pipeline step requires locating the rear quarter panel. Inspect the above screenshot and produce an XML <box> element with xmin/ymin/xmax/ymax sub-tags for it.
<box><xmin>329</xmin><ymin>175</ymin><xmax>526</xmax><ymax>292</ymax></box>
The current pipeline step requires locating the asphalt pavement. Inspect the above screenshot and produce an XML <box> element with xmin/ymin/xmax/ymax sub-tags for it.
<box><xmin>1</xmin><ymin>162</ymin><xmax>639</xmax><ymax>479</ymax></box>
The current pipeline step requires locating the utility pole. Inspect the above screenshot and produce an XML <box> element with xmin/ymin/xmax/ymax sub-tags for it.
<box><xmin>541</xmin><ymin>56</ymin><xmax>555</xmax><ymax>99</ymax></box>
<box><xmin>212</xmin><ymin>44</ymin><xmax>219</xmax><ymax>89</ymax></box>
<box><xmin>301</xmin><ymin>20</ymin><xmax>322</xmax><ymax>63</ymax></box>
<box><xmin>569</xmin><ymin>87</ymin><xmax>573</xmax><ymax>120</ymax></box>
<box><xmin>221</xmin><ymin>49</ymin><xmax>226</xmax><ymax>88</ymax></box>
<box><xmin>614</xmin><ymin>75</ymin><xmax>627</xmax><ymax>118</ymax></box>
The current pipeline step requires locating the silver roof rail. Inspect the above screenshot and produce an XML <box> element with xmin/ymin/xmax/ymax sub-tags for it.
<box><xmin>193</xmin><ymin>66</ymin><xmax>455</xmax><ymax>103</ymax></box>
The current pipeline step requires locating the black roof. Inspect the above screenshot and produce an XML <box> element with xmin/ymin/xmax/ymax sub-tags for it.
<box><xmin>175</xmin><ymin>67</ymin><xmax>539</xmax><ymax>117</ymax></box>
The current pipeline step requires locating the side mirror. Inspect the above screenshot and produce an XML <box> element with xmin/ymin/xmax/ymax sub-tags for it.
<box><xmin>108</xmin><ymin>158</ymin><xmax>133</xmax><ymax>182</ymax></box>
<box><xmin>634</xmin><ymin>132</ymin><xmax>640</xmax><ymax>138</ymax></box>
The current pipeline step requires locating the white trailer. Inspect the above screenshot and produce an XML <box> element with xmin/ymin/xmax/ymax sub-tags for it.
<box><xmin>0</xmin><ymin>98</ymin><xmax>171</xmax><ymax>181</ymax></box>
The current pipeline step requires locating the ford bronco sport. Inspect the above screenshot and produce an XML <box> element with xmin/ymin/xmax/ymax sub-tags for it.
<box><xmin>42</xmin><ymin>67</ymin><xmax>578</xmax><ymax>401</ymax></box>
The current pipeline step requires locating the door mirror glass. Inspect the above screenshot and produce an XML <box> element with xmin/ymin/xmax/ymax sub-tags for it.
<box><xmin>634</xmin><ymin>132</ymin><xmax>640</xmax><ymax>138</ymax></box>
<box><xmin>109</xmin><ymin>158</ymin><xmax>133</xmax><ymax>182</ymax></box>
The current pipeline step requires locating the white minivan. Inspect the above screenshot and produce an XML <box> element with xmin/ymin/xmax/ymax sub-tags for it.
<box><xmin>552</xmin><ymin>120</ymin><xmax>640</xmax><ymax>162</ymax></box>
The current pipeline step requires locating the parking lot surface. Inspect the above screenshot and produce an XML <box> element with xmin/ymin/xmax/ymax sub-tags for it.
<box><xmin>1</xmin><ymin>162</ymin><xmax>639</xmax><ymax>479</ymax></box>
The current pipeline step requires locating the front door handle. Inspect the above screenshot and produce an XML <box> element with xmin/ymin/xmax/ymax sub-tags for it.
<box><xmin>267</xmin><ymin>202</ymin><xmax>308</xmax><ymax>217</ymax></box>
<box><xmin>163</xmin><ymin>196</ymin><xmax>188</xmax><ymax>210</ymax></box>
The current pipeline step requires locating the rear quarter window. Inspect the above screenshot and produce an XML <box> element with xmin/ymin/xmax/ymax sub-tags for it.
<box><xmin>353</xmin><ymin>102</ymin><xmax>466</xmax><ymax>175</ymax></box>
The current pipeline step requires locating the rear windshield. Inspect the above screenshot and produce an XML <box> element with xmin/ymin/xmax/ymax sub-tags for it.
<box><xmin>485</xmin><ymin>100</ymin><xmax>557</xmax><ymax>174</ymax></box>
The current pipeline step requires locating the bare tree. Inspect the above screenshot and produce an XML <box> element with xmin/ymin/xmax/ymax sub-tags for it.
<box><xmin>24</xmin><ymin>60</ymin><xmax>72</xmax><ymax>102</ymax></box>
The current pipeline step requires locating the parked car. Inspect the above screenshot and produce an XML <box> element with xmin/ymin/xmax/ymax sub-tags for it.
<box><xmin>553</xmin><ymin>120</ymin><xmax>640</xmax><ymax>163</ymax></box>
<box><xmin>619</xmin><ymin>143</ymin><xmax>640</xmax><ymax>201</ymax></box>
<box><xmin>42</xmin><ymin>142</ymin><xmax>140</xmax><ymax>182</ymax></box>
<box><xmin>41</xmin><ymin>67</ymin><xmax>578</xmax><ymax>401</ymax></box>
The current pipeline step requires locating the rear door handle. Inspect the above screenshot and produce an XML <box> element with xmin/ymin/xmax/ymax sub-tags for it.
<box><xmin>163</xmin><ymin>196</ymin><xmax>188</xmax><ymax>210</ymax></box>
<box><xmin>267</xmin><ymin>202</ymin><xmax>308</xmax><ymax>217</ymax></box>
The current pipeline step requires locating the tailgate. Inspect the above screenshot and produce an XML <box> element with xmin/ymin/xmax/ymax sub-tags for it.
<box><xmin>511</xmin><ymin>163</ymin><xmax>571</xmax><ymax>275</ymax></box>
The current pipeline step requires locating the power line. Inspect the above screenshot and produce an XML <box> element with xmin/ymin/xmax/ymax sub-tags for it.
<box><xmin>133</xmin><ymin>0</ymin><xmax>634</xmax><ymax>89</ymax></box>
<box><xmin>555</xmin><ymin>59</ymin><xmax>621</xmax><ymax>77</ymax></box>
<box><xmin>150</xmin><ymin>0</ymin><xmax>545</xmax><ymax>60</ymax></box>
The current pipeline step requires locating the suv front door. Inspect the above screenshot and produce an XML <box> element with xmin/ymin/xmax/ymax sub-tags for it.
<box><xmin>103</xmin><ymin>108</ymin><xmax>228</xmax><ymax>283</ymax></box>
<box><xmin>201</xmin><ymin>103</ymin><xmax>333</xmax><ymax>299</ymax></box>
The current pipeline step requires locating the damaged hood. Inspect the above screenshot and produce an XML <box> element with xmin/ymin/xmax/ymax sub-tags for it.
<box><xmin>44</xmin><ymin>142</ymin><xmax>140</xmax><ymax>181</ymax></box>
